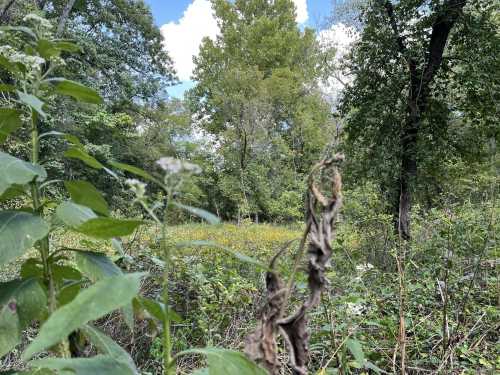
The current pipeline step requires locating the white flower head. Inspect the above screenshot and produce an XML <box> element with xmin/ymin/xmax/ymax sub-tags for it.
<box><xmin>126</xmin><ymin>178</ymin><xmax>147</xmax><ymax>200</ymax></box>
<box><xmin>355</xmin><ymin>263</ymin><xmax>374</xmax><ymax>273</ymax></box>
<box><xmin>346</xmin><ymin>302</ymin><xmax>364</xmax><ymax>316</ymax></box>
<box><xmin>23</xmin><ymin>13</ymin><xmax>53</xmax><ymax>29</ymax></box>
<box><xmin>156</xmin><ymin>157</ymin><xmax>201</xmax><ymax>175</ymax></box>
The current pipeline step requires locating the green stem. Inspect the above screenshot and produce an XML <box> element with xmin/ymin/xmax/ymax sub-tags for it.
<box><xmin>162</xmin><ymin>193</ymin><xmax>174</xmax><ymax>375</ymax></box>
<box><xmin>30</xmin><ymin>109</ymin><xmax>70</xmax><ymax>358</ymax></box>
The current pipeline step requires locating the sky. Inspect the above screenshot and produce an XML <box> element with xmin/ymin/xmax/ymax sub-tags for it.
<box><xmin>144</xmin><ymin>1</ymin><xmax>338</xmax><ymax>98</ymax></box>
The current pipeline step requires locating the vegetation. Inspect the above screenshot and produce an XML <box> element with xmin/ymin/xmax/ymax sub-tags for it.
<box><xmin>0</xmin><ymin>0</ymin><xmax>498</xmax><ymax>374</ymax></box>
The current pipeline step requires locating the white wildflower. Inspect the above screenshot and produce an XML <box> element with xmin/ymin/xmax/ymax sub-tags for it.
<box><xmin>126</xmin><ymin>178</ymin><xmax>147</xmax><ymax>200</ymax></box>
<box><xmin>156</xmin><ymin>157</ymin><xmax>201</xmax><ymax>174</ymax></box>
<box><xmin>355</xmin><ymin>263</ymin><xmax>374</xmax><ymax>273</ymax></box>
<box><xmin>23</xmin><ymin>13</ymin><xmax>53</xmax><ymax>29</ymax></box>
<box><xmin>346</xmin><ymin>302</ymin><xmax>364</xmax><ymax>316</ymax></box>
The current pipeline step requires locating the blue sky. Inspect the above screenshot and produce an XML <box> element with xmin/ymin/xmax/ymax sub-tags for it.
<box><xmin>144</xmin><ymin>1</ymin><xmax>334</xmax><ymax>98</ymax></box>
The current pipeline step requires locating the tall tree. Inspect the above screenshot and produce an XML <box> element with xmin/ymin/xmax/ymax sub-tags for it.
<box><xmin>339</xmin><ymin>0</ymin><xmax>498</xmax><ymax>239</ymax></box>
<box><xmin>189</xmin><ymin>0</ymin><xmax>334</xmax><ymax>221</ymax></box>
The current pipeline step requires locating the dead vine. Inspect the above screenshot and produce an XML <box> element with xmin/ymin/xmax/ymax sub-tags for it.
<box><xmin>245</xmin><ymin>154</ymin><xmax>344</xmax><ymax>375</ymax></box>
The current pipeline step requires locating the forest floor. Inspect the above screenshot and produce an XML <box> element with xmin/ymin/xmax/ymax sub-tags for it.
<box><xmin>1</xmin><ymin>222</ymin><xmax>498</xmax><ymax>374</ymax></box>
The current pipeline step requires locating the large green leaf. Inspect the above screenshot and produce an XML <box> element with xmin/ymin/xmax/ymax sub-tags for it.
<box><xmin>0</xmin><ymin>211</ymin><xmax>49</xmax><ymax>266</ymax></box>
<box><xmin>56</xmin><ymin>201</ymin><xmax>97</xmax><ymax>228</ymax></box>
<box><xmin>64</xmin><ymin>180</ymin><xmax>109</xmax><ymax>216</ymax></box>
<box><xmin>108</xmin><ymin>161</ymin><xmax>155</xmax><ymax>182</ymax></box>
<box><xmin>179</xmin><ymin>348</ymin><xmax>267</xmax><ymax>375</ymax></box>
<box><xmin>51</xmin><ymin>79</ymin><xmax>103</xmax><ymax>104</ymax></box>
<box><xmin>80</xmin><ymin>325</ymin><xmax>138</xmax><ymax>373</ymax></box>
<box><xmin>0</xmin><ymin>302</ymin><xmax>21</xmax><ymax>358</ymax></box>
<box><xmin>0</xmin><ymin>278</ymin><xmax>47</xmax><ymax>328</ymax></box>
<box><xmin>76</xmin><ymin>218</ymin><xmax>142</xmax><ymax>239</ymax></box>
<box><xmin>74</xmin><ymin>251</ymin><xmax>121</xmax><ymax>282</ymax></box>
<box><xmin>22</xmin><ymin>273</ymin><xmax>144</xmax><ymax>359</ymax></box>
<box><xmin>0</xmin><ymin>26</ymin><xmax>37</xmax><ymax>39</ymax></box>
<box><xmin>30</xmin><ymin>355</ymin><xmax>135</xmax><ymax>375</ymax></box>
<box><xmin>172</xmin><ymin>202</ymin><xmax>220</xmax><ymax>224</ymax></box>
<box><xmin>64</xmin><ymin>147</ymin><xmax>104</xmax><ymax>169</ymax></box>
<box><xmin>0</xmin><ymin>152</ymin><xmax>47</xmax><ymax>196</ymax></box>
<box><xmin>16</xmin><ymin>91</ymin><xmax>46</xmax><ymax>118</ymax></box>
<box><xmin>0</xmin><ymin>108</ymin><xmax>22</xmax><ymax>144</ymax></box>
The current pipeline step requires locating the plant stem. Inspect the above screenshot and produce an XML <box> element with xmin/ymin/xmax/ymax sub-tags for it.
<box><xmin>162</xmin><ymin>194</ymin><xmax>174</xmax><ymax>375</ymax></box>
<box><xmin>30</xmin><ymin>109</ymin><xmax>70</xmax><ymax>358</ymax></box>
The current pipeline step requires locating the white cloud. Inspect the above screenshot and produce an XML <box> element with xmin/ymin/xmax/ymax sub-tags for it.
<box><xmin>292</xmin><ymin>0</ymin><xmax>308</xmax><ymax>24</ymax></box>
<box><xmin>161</xmin><ymin>0</ymin><xmax>309</xmax><ymax>82</ymax></box>
<box><xmin>160</xmin><ymin>0</ymin><xmax>219</xmax><ymax>81</ymax></box>
<box><xmin>317</xmin><ymin>23</ymin><xmax>359</xmax><ymax>105</ymax></box>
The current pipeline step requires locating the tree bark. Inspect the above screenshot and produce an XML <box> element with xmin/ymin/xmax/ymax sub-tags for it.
<box><xmin>56</xmin><ymin>0</ymin><xmax>77</xmax><ymax>37</ymax></box>
<box><xmin>0</xmin><ymin>0</ymin><xmax>16</xmax><ymax>24</ymax></box>
<box><xmin>382</xmin><ymin>0</ymin><xmax>467</xmax><ymax>239</ymax></box>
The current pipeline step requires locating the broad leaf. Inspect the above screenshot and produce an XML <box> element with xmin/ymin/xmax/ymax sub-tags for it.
<box><xmin>22</xmin><ymin>273</ymin><xmax>144</xmax><ymax>359</ymax></box>
<box><xmin>0</xmin><ymin>26</ymin><xmax>37</xmax><ymax>39</ymax></box>
<box><xmin>0</xmin><ymin>211</ymin><xmax>49</xmax><ymax>265</ymax></box>
<box><xmin>346</xmin><ymin>339</ymin><xmax>364</xmax><ymax>365</ymax></box>
<box><xmin>16</xmin><ymin>91</ymin><xmax>46</xmax><ymax>118</ymax></box>
<box><xmin>137</xmin><ymin>297</ymin><xmax>182</xmax><ymax>323</ymax></box>
<box><xmin>74</xmin><ymin>251</ymin><xmax>121</xmax><ymax>282</ymax></box>
<box><xmin>0</xmin><ymin>152</ymin><xmax>47</xmax><ymax>196</ymax></box>
<box><xmin>0</xmin><ymin>278</ymin><xmax>47</xmax><ymax>328</ymax></box>
<box><xmin>108</xmin><ymin>161</ymin><xmax>155</xmax><ymax>182</ymax></box>
<box><xmin>76</xmin><ymin>218</ymin><xmax>142</xmax><ymax>239</ymax></box>
<box><xmin>56</xmin><ymin>201</ymin><xmax>97</xmax><ymax>228</ymax></box>
<box><xmin>172</xmin><ymin>202</ymin><xmax>220</xmax><ymax>224</ymax></box>
<box><xmin>64</xmin><ymin>147</ymin><xmax>104</xmax><ymax>169</ymax></box>
<box><xmin>179</xmin><ymin>348</ymin><xmax>267</xmax><ymax>375</ymax></box>
<box><xmin>64</xmin><ymin>180</ymin><xmax>109</xmax><ymax>216</ymax></box>
<box><xmin>52</xmin><ymin>79</ymin><xmax>102</xmax><ymax>104</ymax></box>
<box><xmin>0</xmin><ymin>302</ymin><xmax>21</xmax><ymax>358</ymax></box>
<box><xmin>0</xmin><ymin>108</ymin><xmax>22</xmax><ymax>144</ymax></box>
<box><xmin>81</xmin><ymin>325</ymin><xmax>138</xmax><ymax>373</ymax></box>
<box><xmin>30</xmin><ymin>355</ymin><xmax>135</xmax><ymax>375</ymax></box>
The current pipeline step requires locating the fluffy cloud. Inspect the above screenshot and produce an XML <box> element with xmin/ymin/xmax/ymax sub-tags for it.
<box><xmin>293</xmin><ymin>0</ymin><xmax>308</xmax><ymax>24</ymax></box>
<box><xmin>160</xmin><ymin>0</ymin><xmax>219</xmax><ymax>81</ymax></box>
<box><xmin>161</xmin><ymin>0</ymin><xmax>309</xmax><ymax>82</ymax></box>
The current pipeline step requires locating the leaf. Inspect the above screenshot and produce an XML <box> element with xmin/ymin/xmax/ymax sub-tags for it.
<box><xmin>0</xmin><ymin>301</ymin><xmax>21</xmax><ymax>358</ymax></box>
<box><xmin>0</xmin><ymin>211</ymin><xmax>49</xmax><ymax>266</ymax></box>
<box><xmin>108</xmin><ymin>161</ymin><xmax>155</xmax><ymax>182</ymax></box>
<box><xmin>74</xmin><ymin>251</ymin><xmax>122</xmax><ymax>282</ymax></box>
<box><xmin>0</xmin><ymin>108</ymin><xmax>22</xmax><ymax>144</ymax></box>
<box><xmin>0</xmin><ymin>26</ymin><xmax>37</xmax><ymax>39</ymax></box>
<box><xmin>172</xmin><ymin>202</ymin><xmax>220</xmax><ymax>224</ymax></box>
<box><xmin>22</xmin><ymin>273</ymin><xmax>144</xmax><ymax>360</ymax></box>
<box><xmin>30</xmin><ymin>355</ymin><xmax>135</xmax><ymax>375</ymax></box>
<box><xmin>178</xmin><ymin>348</ymin><xmax>267</xmax><ymax>375</ymax></box>
<box><xmin>136</xmin><ymin>297</ymin><xmax>182</xmax><ymax>323</ymax></box>
<box><xmin>64</xmin><ymin>147</ymin><xmax>104</xmax><ymax>169</ymax></box>
<box><xmin>16</xmin><ymin>91</ymin><xmax>46</xmax><ymax>118</ymax></box>
<box><xmin>346</xmin><ymin>339</ymin><xmax>365</xmax><ymax>365</ymax></box>
<box><xmin>53</xmin><ymin>40</ymin><xmax>80</xmax><ymax>53</ymax></box>
<box><xmin>80</xmin><ymin>325</ymin><xmax>138</xmax><ymax>373</ymax></box>
<box><xmin>176</xmin><ymin>240</ymin><xmax>268</xmax><ymax>270</ymax></box>
<box><xmin>56</xmin><ymin>201</ymin><xmax>97</xmax><ymax>228</ymax></box>
<box><xmin>64</xmin><ymin>180</ymin><xmax>109</xmax><ymax>216</ymax></box>
<box><xmin>0</xmin><ymin>278</ymin><xmax>47</xmax><ymax>328</ymax></box>
<box><xmin>51</xmin><ymin>79</ymin><xmax>102</xmax><ymax>104</ymax></box>
<box><xmin>191</xmin><ymin>369</ymin><xmax>209</xmax><ymax>375</ymax></box>
<box><xmin>76</xmin><ymin>218</ymin><xmax>142</xmax><ymax>239</ymax></box>
<box><xmin>36</xmin><ymin>39</ymin><xmax>60</xmax><ymax>59</ymax></box>
<box><xmin>0</xmin><ymin>151</ymin><xmax>47</xmax><ymax>196</ymax></box>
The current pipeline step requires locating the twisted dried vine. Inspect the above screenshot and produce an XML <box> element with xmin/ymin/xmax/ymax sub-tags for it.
<box><xmin>245</xmin><ymin>154</ymin><xmax>344</xmax><ymax>375</ymax></box>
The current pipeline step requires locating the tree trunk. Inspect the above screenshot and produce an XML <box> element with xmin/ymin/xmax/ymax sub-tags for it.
<box><xmin>56</xmin><ymin>0</ymin><xmax>77</xmax><ymax>37</ymax></box>
<box><xmin>0</xmin><ymin>0</ymin><xmax>16</xmax><ymax>24</ymax></box>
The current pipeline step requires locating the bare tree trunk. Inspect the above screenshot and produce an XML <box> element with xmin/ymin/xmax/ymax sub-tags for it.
<box><xmin>56</xmin><ymin>0</ymin><xmax>77</xmax><ymax>37</ymax></box>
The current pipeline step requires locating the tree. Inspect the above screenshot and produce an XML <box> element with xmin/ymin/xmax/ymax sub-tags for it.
<box><xmin>189</xmin><ymin>0</ymin><xmax>334</xmax><ymax>221</ymax></box>
<box><xmin>340</xmin><ymin>0</ymin><xmax>498</xmax><ymax>238</ymax></box>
